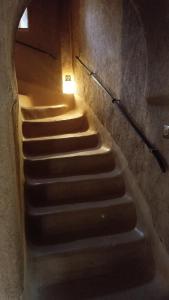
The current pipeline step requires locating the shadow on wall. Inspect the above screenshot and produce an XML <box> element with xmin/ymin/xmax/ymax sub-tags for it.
<box><xmin>15</xmin><ymin>0</ymin><xmax>63</xmax><ymax>106</ymax></box>
<box><xmin>120</xmin><ymin>0</ymin><xmax>169</xmax><ymax>252</ymax></box>
<box><xmin>71</xmin><ymin>0</ymin><xmax>169</xmax><ymax>253</ymax></box>
<box><xmin>135</xmin><ymin>0</ymin><xmax>169</xmax><ymax>104</ymax></box>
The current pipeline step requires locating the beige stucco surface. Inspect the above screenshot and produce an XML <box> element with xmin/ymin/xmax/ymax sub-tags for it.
<box><xmin>0</xmin><ymin>0</ymin><xmax>28</xmax><ymax>298</ymax></box>
<box><xmin>71</xmin><ymin>0</ymin><xmax>169</xmax><ymax>253</ymax></box>
<box><xmin>0</xmin><ymin>1</ymin><xmax>74</xmax><ymax>297</ymax></box>
<box><xmin>15</xmin><ymin>0</ymin><xmax>63</xmax><ymax>105</ymax></box>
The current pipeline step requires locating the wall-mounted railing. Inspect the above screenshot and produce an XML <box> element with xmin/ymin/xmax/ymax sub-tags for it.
<box><xmin>16</xmin><ymin>40</ymin><xmax>57</xmax><ymax>59</ymax></box>
<box><xmin>75</xmin><ymin>56</ymin><xmax>168</xmax><ymax>173</ymax></box>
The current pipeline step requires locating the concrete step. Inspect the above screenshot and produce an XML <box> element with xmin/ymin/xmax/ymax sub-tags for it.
<box><xmin>29</xmin><ymin>228</ymin><xmax>154</xmax><ymax>287</ymax></box>
<box><xmin>38</xmin><ymin>273</ymin><xmax>161</xmax><ymax>300</ymax></box>
<box><xmin>25</xmin><ymin>169</ymin><xmax>125</xmax><ymax>207</ymax></box>
<box><xmin>22</xmin><ymin>111</ymin><xmax>89</xmax><ymax>138</ymax></box>
<box><xmin>24</xmin><ymin>146</ymin><xmax>115</xmax><ymax>178</ymax></box>
<box><xmin>21</xmin><ymin>104</ymin><xmax>69</xmax><ymax>120</ymax></box>
<box><xmin>23</xmin><ymin>130</ymin><xmax>100</xmax><ymax>156</ymax></box>
<box><xmin>27</xmin><ymin>195</ymin><xmax>136</xmax><ymax>245</ymax></box>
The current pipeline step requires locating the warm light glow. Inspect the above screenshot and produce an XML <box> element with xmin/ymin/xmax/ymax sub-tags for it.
<box><xmin>63</xmin><ymin>75</ymin><xmax>76</xmax><ymax>94</ymax></box>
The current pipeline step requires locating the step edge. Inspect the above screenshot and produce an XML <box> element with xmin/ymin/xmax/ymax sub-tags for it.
<box><xmin>21</xmin><ymin>104</ymin><xmax>68</xmax><ymax>111</ymax></box>
<box><xmin>23</xmin><ymin>145</ymin><xmax>112</xmax><ymax>162</ymax></box>
<box><xmin>27</xmin><ymin>194</ymin><xmax>134</xmax><ymax>216</ymax></box>
<box><xmin>25</xmin><ymin>168</ymin><xmax>122</xmax><ymax>186</ymax></box>
<box><xmin>29</xmin><ymin>228</ymin><xmax>145</xmax><ymax>257</ymax></box>
<box><xmin>22</xmin><ymin>111</ymin><xmax>87</xmax><ymax>123</ymax></box>
<box><xmin>23</xmin><ymin>128</ymin><xmax>99</xmax><ymax>142</ymax></box>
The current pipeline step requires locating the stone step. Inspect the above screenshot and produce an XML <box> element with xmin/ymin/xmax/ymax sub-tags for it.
<box><xmin>38</xmin><ymin>272</ymin><xmax>159</xmax><ymax>300</ymax></box>
<box><xmin>25</xmin><ymin>169</ymin><xmax>125</xmax><ymax>207</ymax></box>
<box><xmin>29</xmin><ymin>228</ymin><xmax>154</xmax><ymax>287</ymax></box>
<box><xmin>24</xmin><ymin>146</ymin><xmax>115</xmax><ymax>178</ymax></box>
<box><xmin>21</xmin><ymin>103</ymin><xmax>69</xmax><ymax>120</ymax></box>
<box><xmin>22</xmin><ymin>111</ymin><xmax>89</xmax><ymax>138</ymax></box>
<box><xmin>27</xmin><ymin>195</ymin><xmax>136</xmax><ymax>245</ymax></box>
<box><xmin>23</xmin><ymin>130</ymin><xmax>100</xmax><ymax>156</ymax></box>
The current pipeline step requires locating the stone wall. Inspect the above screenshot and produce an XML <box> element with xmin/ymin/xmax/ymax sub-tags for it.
<box><xmin>0</xmin><ymin>0</ymin><xmax>29</xmax><ymax>298</ymax></box>
<box><xmin>15</xmin><ymin>0</ymin><xmax>74</xmax><ymax>106</ymax></box>
<box><xmin>15</xmin><ymin>0</ymin><xmax>63</xmax><ymax>104</ymax></box>
<box><xmin>71</xmin><ymin>0</ymin><xmax>169</xmax><ymax>252</ymax></box>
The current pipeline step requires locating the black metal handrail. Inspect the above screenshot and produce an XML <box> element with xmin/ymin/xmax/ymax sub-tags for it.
<box><xmin>75</xmin><ymin>56</ymin><xmax>168</xmax><ymax>173</ymax></box>
<box><xmin>16</xmin><ymin>40</ymin><xmax>57</xmax><ymax>59</ymax></box>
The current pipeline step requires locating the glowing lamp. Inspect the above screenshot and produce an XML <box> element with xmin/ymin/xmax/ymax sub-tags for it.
<box><xmin>63</xmin><ymin>75</ymin><xmax>76</xmax><ymax>94</ymax></box>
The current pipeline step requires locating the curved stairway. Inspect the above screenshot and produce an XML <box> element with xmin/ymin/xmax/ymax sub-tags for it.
<box><xmin>22</xmin><ymin>98</ymin><xmax>155</xmax><ymax>299</ymax></box>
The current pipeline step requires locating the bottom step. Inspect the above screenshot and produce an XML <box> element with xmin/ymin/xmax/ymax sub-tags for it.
<box><xmin>30</xmin><ymin>228</ymin><xmax>154</xmax><ymax>288</ymax></box>
<box><xmin>38</xmin><ymin>273</ymin><xmax>155</xmax><ymax>300</ymax></box>
<box><xmin>38</xmin><ymin>274</ymin><xmax>165</xmax><ymax>300</ymax></box>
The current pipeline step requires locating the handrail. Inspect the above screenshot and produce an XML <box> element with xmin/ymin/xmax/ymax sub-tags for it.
<box><xmin>75</xmin><ymin>56</ymin><xmax>168</xmax><ymax>173</ymax></box>
<box><xmin>16</xmin><ymin>40</ymin><xmax>57</xmax><ymax>59</ymax></box>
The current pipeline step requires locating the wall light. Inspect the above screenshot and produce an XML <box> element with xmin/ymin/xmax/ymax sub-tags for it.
<box><xmin>63</xmin><ymin>75</ymin><xmax>76</xmax><ymax>94</ymax></box>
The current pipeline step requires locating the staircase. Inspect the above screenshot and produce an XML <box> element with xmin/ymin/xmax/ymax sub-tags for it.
<box><xmin>21</xmin><ymin>96</ymin><xmax>155</xmax><ymax>299</ymax></box>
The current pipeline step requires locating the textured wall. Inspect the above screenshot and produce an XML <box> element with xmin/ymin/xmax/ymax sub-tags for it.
<box><xmin>15</xmin><ymin>0</ymin><xmax>74</xmax><ymax>106</ymax></box>
<box><xmin>16</xmin><ymin>0</ymin><xmax>60</xmax><ymax>58</ymax></box>
<box><xmin>136</xmin><ymin>0</ymin><xmax>169</xmax><ymax>104</ymax></box>
<box><xmin>15</xmin><ymin>0</ymin><xmax>63</xmax><ymax>104</ymax></box>
<box><xmin>71</xmin><ymin>0</ymin><xmax>169</xmax><ymax>252</ymax></box>
<box><xmin>0</xmin><ymin>0</ymin><xmax>29</xmax><ymax>298</ymax></box>
<box><xmin>60</xmin><ymin>0</ymin><xmax>74</xmax><ymax>84</ymax></box>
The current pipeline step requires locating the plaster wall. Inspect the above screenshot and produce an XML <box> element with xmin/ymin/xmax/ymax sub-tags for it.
<box><xmin>15</xmin><ymin>0</ymin><xmax>63</xmax><ymax>105</ymax></box>
<box><xmin>60</xmin><ymin>0</ymin><xmax>74</xmax><ymax>84</ymax></box>
<box><xmin>16</xmin><ymin>0</ymin><xmax>60</xmax><ymax>58</ymax></box>
<box><xmin>0</xmin><ymin>1</ymin><xmax>28</xmax><ymax>298</ymax></box>
<box><xmin>71</xmin><ymin>0</ymin><xmax>169</xmax><ymax>252</ymax></box>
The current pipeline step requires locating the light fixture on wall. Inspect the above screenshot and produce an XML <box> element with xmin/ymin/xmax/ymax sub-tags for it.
<box><xmin>63</xmin><ymin>75</ymin><xmax>76</xmax><ymax>94</ymax></box>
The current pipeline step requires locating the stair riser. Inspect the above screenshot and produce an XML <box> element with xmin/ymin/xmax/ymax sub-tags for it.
<box><xmin>27</xmin><ymin>202</ymin><xmax>136</xmax><ymax>245</ymax></box>
<box><xmin>32</xmin><ymin>239</ymin><xmax>154</xmax><ymax>287</ymax></box>
<box><xmin>22</xmin><ymin>106</ymin><xmax>69</xmax><ymax>120</ymax></box>
<box><xmin>23</xmin><ymin>116</ymin><xmax>89</xmax><ymax>138</ymax></box>
<box><xmin>25</xmin><ymin>175</ymin><xmax>125</xmax><ymax>207</ymax></box>
<box><xmin>24</xmin><ymin>152</ymin><xmax>115</xmax><ymax>178</ymax></box>
<box><xmin>23</xmin><ymin>133</ymin><xmax>99</xmax><ymax>156</ymax></box>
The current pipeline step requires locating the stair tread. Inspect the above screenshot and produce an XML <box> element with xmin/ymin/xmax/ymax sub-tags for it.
<box><xmin>21</xmin><ymin>103</ymin><xmax>68</xmax><ymax>111</ymax></box>
<box><xmin>27</xmin><ymin>194</ymin><xmax>133</xmax><ymax>216</ymax></box>
<box><xmin>23</xmin><ymin>128</ymin><xmax>98</xmax><ymax>142</ymax></box>
<box><xmin>38</xmin><ymin>273</ymin><xmax>160</xmax><ymax>300</ymax></box>
<box><xmin>23</xmin><ymin>129</ymin><xmax>100</xmax><ymax>157</ymax></box>
<box><xmin>22</xmin><ymin>110</ymin><xmax>86</xmax><ymax>123</ymax></box>
<box><xmin>21</xmin><ymin>103</ymin><xmax>71</xmax><ymax>121</ymax></box>
<box><xmin>24</xmin><ymin>145</ymin><xmax>112</xmax><ymax>161</ymax></box>
<box><xmin>29</xmin><ymin>227</ymin><xmax>145</xmax><ymax>256</ymax></box>
<box><xmin>25</xmin><ymin>168</ymin><xmax>121</xmax><ymax>185</ymax></box>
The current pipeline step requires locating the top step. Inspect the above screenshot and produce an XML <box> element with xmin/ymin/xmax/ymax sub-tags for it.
<box><xmin>21</xmin><ymin>104</ymin><xmax>69</xmax><ymax>120</ymax></box>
